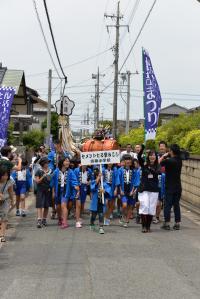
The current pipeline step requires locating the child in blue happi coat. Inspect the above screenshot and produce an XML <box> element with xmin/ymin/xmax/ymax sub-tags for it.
<box><xmin>132</xmin><ymin>159</ymin><xmax>141</xmax><ymax>224</ymax></box>
<box><xmin>12</xmin><ymin>159</ymin><xmax>32</xmax><ymax>217</ymax></box>
<box><xmin>116</xmin><ymin>159</ymin><xmax>125</xmax><ymax>217</ymax></box>
<box><xmin>52</xmin><ymin>157</ymin><xmax>79</xmax><ymax>229</ymax></box>
<box><xmin>103</xmin><ymin>164</ymin><xmax>120</xmax><ymax>225</ymax></box>
<box><xmin>90</xmin><ymin>167</ymin><xmax>111</xmax><ymax>234</ymax></box>
<box><xmin>74</xmin><ymin>165</ymin><xmax>92</xmax><ymax>217</ymax></box>
<box><xmin>119</xmin><ymin>154</ymin><xmax>136</xmax><ymax>228</ymax></box>
<box><xmin>48</xmin><ymin>140</ymin><xmax>71</xmax><ymax>171</ymax></box>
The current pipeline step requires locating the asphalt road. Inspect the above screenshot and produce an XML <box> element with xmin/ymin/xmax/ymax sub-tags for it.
<box><xmin>0</xmin><ymin>199</ymin><xmax>200</xmax><ymax>299</ymax></box>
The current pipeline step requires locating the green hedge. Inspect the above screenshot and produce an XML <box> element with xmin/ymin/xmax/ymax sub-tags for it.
<box><xmin>119</xmin><ymin>111</ymin><xmax>200</xmax><ymax>154</ymax></box>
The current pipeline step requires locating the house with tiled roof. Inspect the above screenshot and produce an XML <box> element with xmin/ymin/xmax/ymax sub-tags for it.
<box><xmin>0</xmin><ymin>63</ymin><xmax>39</xmax><ymax>143</ymax></box>
<box><xmin>159</xmin><ymin>103</ymin><xmax>189</xmax><ymax>124</ymax></box>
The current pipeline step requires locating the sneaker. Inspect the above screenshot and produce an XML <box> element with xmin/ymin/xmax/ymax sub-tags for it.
<box><xmin>61</xmin><ymin>222</ymin><xmax>69</xmax><ymax>229</ymax></box>
<box><xmin>37</xmin><ymin>219</ymin><xmax>42</xmax><ymax>228</ymax></box>
<box><xmin>119</xmin><ymin>217</ymin><xmax>124</xmax><ymax>226</ymax></box>
<box><xmin>123</xmin><ymin>222</ymin><xmax>128</xmax><ymax>228</ymax></box>
<box><xmin>16</xmin><ymin>209</ymin><xmax>21</xmax><ymax>217</ymax></box>
<box><xmin>0</xmin><ymin>236</ymin><xmax>6</xmax><ymax>242</ymax></box>
<box><xmin>42</xmin><ymin>219</ymin><xmax>47</xmax><ymax>227</ymax></box>
<box><xmin>21</xmin><ymin>210</ymin><xmax>26</xmax><ymax>217</ymax></box>
<box><xmin>99</xmin><ymin>227</ymin><xmax>105</xmax><ymax>234</ymax></box>
<box><xmin>153</xmin><ymin>218</ymin><xmax>159</xmax><ymax>224</ymax></box>
<box><xmin>104</xmin><ymin>218</ymin><xmax>110</xmax><ymax>226</ymax></box>
<box><xmin>90</xmin><ymin>224</ymin><xmax>95</xmax><ymax>231</ymax></box>
<box><xmin>58</xmin><ymin>218</ymin><xmax>62</xmax><ymax>226</ymax></box>
<box><xmin>116</xmin><ymin>211</ymin><xmax>121</xmax><ymax>218</ymax></box>
<box><xmin>173</xmin><ymin>223</ymin><xmax>180</xmax><ymax>230</ymax></box>
<box><xmin>76</xmin><ymin>221</ymin><xmax>82</xmax><ymax>228</ymax></box>
<box><xmin>51</xmin><ymin>211</ymin><xmax>56</xmax><ymax>220</ymax></box>
<box><xmin>136</xmin><ymin>216</ymin><xmax>141</xmax><ymax>224</ymax></box>
<box><xmin>161</xmin><ymin>223</ymin><xmax>170</xmax><ymax>231</ymax></box>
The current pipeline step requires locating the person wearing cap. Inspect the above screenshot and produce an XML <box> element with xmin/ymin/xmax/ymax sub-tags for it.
<box><xmin>34</xmin><ymin>157</ymin><xmax>53</xmax><ymax>228</ymax></box>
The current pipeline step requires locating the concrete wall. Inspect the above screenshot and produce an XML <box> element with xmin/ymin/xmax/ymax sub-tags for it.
<box><xmin>181</xmin><ymin>156</ymin><xmax>200</xmax><ymax>208</ymax></box>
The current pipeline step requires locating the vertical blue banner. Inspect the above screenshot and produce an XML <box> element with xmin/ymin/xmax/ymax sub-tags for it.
<box><xmin>143</xmin><ymin>48</ymin><xmax>162</xmax><ymax>140</ymax></box>
<box><xmin>0</xmin><ymin>87</ymin><xmax>16</xmax><ymax>147</ymax></box>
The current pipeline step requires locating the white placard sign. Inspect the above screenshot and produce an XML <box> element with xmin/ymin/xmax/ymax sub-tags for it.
<box><xmin>81</xmin><ymin>150</ymin><xmax>120</xmax><ymax>166</ymax></box>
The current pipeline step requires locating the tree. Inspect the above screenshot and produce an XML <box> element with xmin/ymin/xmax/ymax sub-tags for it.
<box><xmin>119</xmin><ymin>127</ymin><xmax>144</xmax><ymax>147</ymax></box>
<box><xmin>99</xmin><ymin>120</ymin><xmax>113</xmax><ymax>128</ymax></box>
<box><xmin>7</xmin><ymin>121</ymin><xmax>16</xmax><ymax>145</ymax></box>
<box><xmin>23</xmin><ymin>129</ymin><xmax>46</xmax><ymax>150</ymax></box>
<box><xmin>42</xmin><ymin>112</ymin><xmax>59</xmax><ymax>140</ymax></box>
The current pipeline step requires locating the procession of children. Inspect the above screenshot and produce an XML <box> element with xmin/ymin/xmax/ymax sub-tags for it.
<box><xmin>0</xmin><ymin>139</ymin><xmax>183</xmax><ymax>241</ymax></box>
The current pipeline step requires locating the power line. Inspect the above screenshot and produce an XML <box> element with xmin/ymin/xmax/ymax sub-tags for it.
<box><xmin>120</xmin><ymin>0</ymin><xmax>142</xmax><ymax>42</ymax></box>
<box><xmin>128</xmin><ymin>0</ymin><xmax>142</xmax><ymax>27</ymax></box>
<box><xmin>131</xmin><ymin>88</ymin><xmax>200</xmax><ymax>97</ymax></box>
<box><xmin>65</xmin><ymin>48</ymin><xmax>112</xmax><ymax>69</ymax></box>
<box><xmin>43</xmin><ymin>0</ymin><xmax>67</xmax><ymax>80</ymax></box>
<box><xmin>32</xmin><ymin>0</ymin><xmax>62</xmax><ymax>79</ymax></box>
<box><xmin>26</xmin><ymin>49</ymin><xmax>112</xmax><ymax>78</ymax></box>
<box><xmin>120</xmin><ymin>0</ymin><xmax>157</xmax><ymax>72</ymax></box>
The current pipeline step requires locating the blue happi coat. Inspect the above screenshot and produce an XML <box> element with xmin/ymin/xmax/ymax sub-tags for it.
<box><xmin>159</xmin><ymin>173</ymin><xmax>166</xmax><ymax>199</ymax></box>
<box><xmin>102</xmin><ymin>166</ymin><xmax>120</xmax><ymax>198</ymax></box>
<box><xmin>74</xmin><ymin>167</ymin><xmax>92</xmax><ymax>202</ymax></box>
<box><xmin>118</xmin><ymin>167</ymin><xmax>136</xmax><ymax>193</ymax></box>
<box><xmin>52</xmin><ymin>167</ymin><xmax>78</xmax><ymax>200</ymax></box>
<box><xmin>90</xmin><ymin>179</ymin><xmax>112</xmax><ymax>211</ymax></box>
<box><xmin>11</xmin><ymin>168</ymin><xmax>32</xmax><ymax>191</ymax></box>
<box><xmin>48</xmin><ymin>150</ymin><xmax>71</xmax><ymax>171</ymax></box>
<box><xmin>74</xmin><ymin>167</ymin><xmax>92</xmax><ymax>186</ymax></box>
<box><xmin>133</xmin><ymin>168</ymin><xmax>141</xmax><ymax>189</ymax></box>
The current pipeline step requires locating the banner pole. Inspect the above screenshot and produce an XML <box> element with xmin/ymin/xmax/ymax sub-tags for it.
<box><xmin>99</xmin><ymin>164</ymin><xmax>105</xmax><ymax>205</ymax></box>
<box><xmin>142</xmin><ymin>48</ymin><xmax>147</xmax><ymax>161</ymax></box>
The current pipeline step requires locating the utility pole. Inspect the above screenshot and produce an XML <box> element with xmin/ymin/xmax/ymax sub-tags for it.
<box><xmin>105</xmin><ymin>2</ymin><xmax>129</xmax><ymax>138</ymax></box>
<box><xmin>47</xmin><ymin>69</ymin><xmax>52</xmax><ymax>143</ymax></box>
<box><xmin>86</xmin><ymin>105</ymin><xmax>90</xmax><ymax>135</ymax></box>
<box><xmin>126</xmin><ymin>71</ymin><xmax>131</xmax><ymax>134</ymax></box>
<box><xmin>96</xmin><ymin>67</ymin><xmax>100</xmax><ymax>127</ymax></box>
<box><xmin>120</xmin><ymin>70</ymin><xmax>139</xmax><ymax>134</ymax></box>
<box><xmin>92</xmin><ymin>67</ymin><xmax>105</xmax><ymax>130</ymax></box>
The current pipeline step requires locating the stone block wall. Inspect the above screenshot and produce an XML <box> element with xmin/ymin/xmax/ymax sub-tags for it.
<box><xmin>181</xmin><ymin>156</ymin><xmax>200</xmax><ymax>208</ymax></box>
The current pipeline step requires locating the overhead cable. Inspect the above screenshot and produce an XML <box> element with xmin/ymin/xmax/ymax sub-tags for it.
<box><xmin>119</xmin><ymin>0</ymin><xmax>157</xmax><ymax>72</ymax></box>
<box><xmin>32</xmin><ymin>0</ymin><xmax>62</xmax><ymax>79</ymax></box>
<box><xmin>43</xmin><ymin>0</ymin><xmax>67</xmax><ymax>81</ymax></box>
<box><xmin>26</xmin><ymin>48</ymin><xmax>112</xmax><ymax>78</ymax></box>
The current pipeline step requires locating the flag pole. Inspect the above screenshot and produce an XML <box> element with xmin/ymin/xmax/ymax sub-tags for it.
<box><xmin>142</xmin><ymin>48</ymin><xmax>147</xmax><ymax>161</ymax></box>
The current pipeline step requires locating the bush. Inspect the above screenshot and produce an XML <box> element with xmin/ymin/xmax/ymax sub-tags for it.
<box><xmin>118</xmin><ymin>127</ymin><xmax>156</xmax><ymax>149</ymax></box>
<box><xmin>180</xmin><ymin>129</ymin><xmax>200</xmax><ymax>154</ymax></box>
<box><xmin>23</xmin><ymin>129</ymin><xmax>46</xmax><ymax>150</ymax></box>
<box><xmin>156</xmin><ymin>112</ymin><xmax>200</xmax><ymax>145</ymax></box>
<box><xmin>119</xmin><ymin>128</ymin><xmax>144</xmax><ymax>147</ymax></box>
<box><xmin>118</xmin><ymin>111</ymin><xmax>200</xmax><ymax>154</ymax></box>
